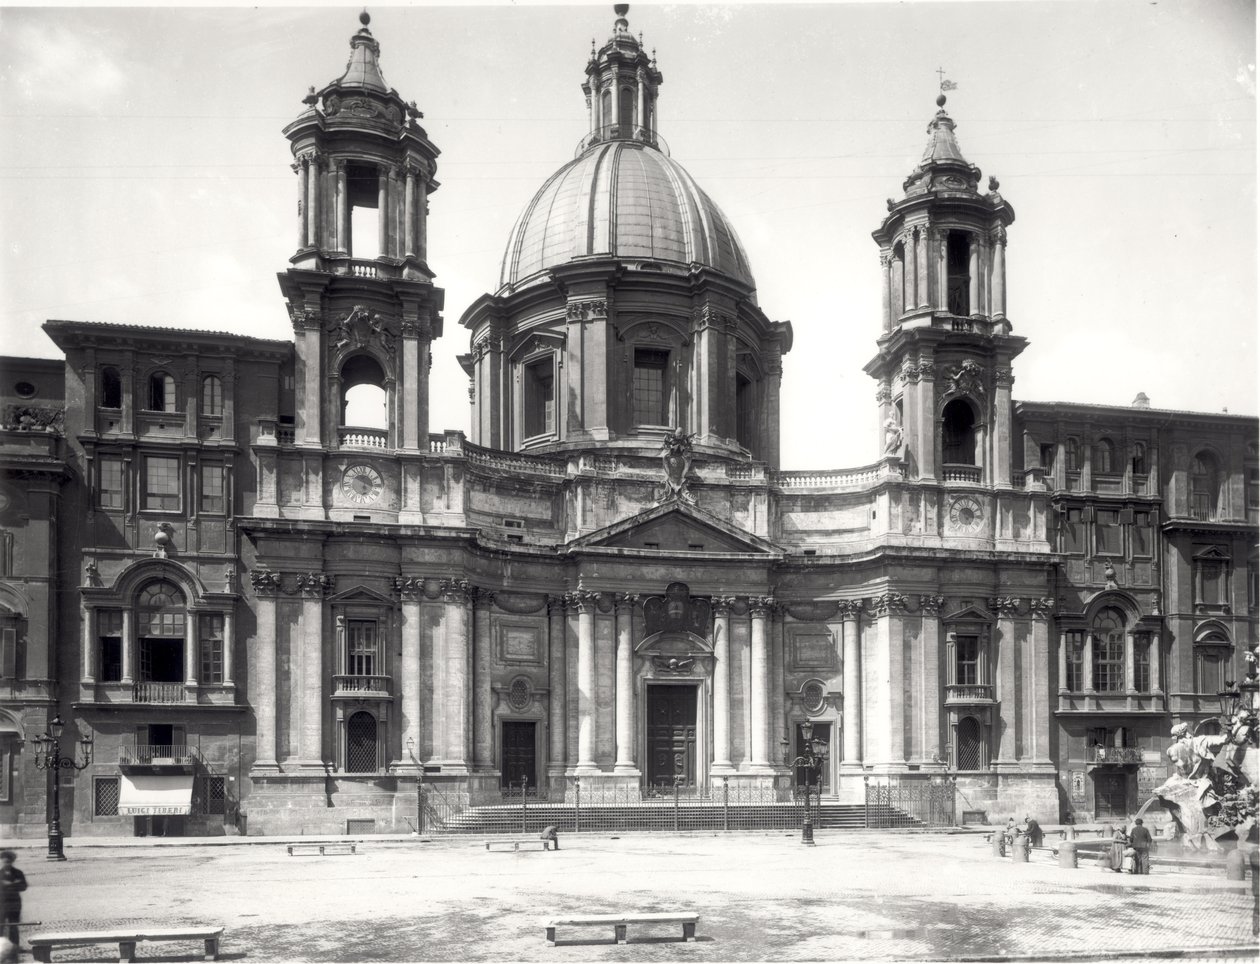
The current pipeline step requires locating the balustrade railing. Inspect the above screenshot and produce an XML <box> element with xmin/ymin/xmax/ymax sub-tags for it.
<box><xmin>348</xmin><ymin>259</ymin><xmax>379</xmax><ymax>278</ymax></box>
<box><xmin>333</xmin><ymin>674</ymin><xmax>392</xmax><ymax>697</ymax></box>
<box><xmin>132</xmin><ymin>681</ymin><xmax>186</xmax><ymax>703</ymax></box>
<box><xmin>1091</xmin><ymin>746</ymin><xmax>1144</xmax><ymax>765</ymax></box>
<box><xmin>119</xmin><ymin>744</ymin><xmax>202</xmax><ymax>766</ymax></box>
<box><xmin>772</xmin><ymin>463</ymin><xmax>882</xmax><ymax>489</ymax></box>
<box><xmin>945</xmin><ymin>683</ymin><xmax>995</xmax><ymax>704</ymax></box>
<box><xmin>339</xmin><ymin>426</ymin><xmax>388</xmax><ymax>449</ymax></box>
<box><xmin>943</xmin><ymin>464</ymin><xmax>982</xmax><ymax>483</ymax></box>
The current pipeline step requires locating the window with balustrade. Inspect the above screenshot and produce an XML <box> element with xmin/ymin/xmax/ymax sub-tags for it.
<box><xmin>347</xmin><ymin>620</ymin><xmax>378</xmax><ymax>677</ymax></box>
<box><xmin>1091</xmin><ymin>607</ymin><xmax>1125</xmax><ymax>692</ymax></box>
<box><xmin>955</xmin><ymin>635</ymin><xmax>979</xmax><ymax>685</ymax></box>
<box><xmin>340</xmin><ymin>354</ymin><xmax>388</xmax><ymax>435</ymax></box>
<box><xmin>941</xmin><ymin>399</ymin><xmax>976</xmax><ymax>466</ymax></box>
<box><xmin>1190</xmin><ymin>452</ymin><xmax>1219</xmax><ymax>520</ymax></box>
<box><xmin>138</xmin><ymin>581</ymin><xmax>185</xmax><ymax>685</ymax></box>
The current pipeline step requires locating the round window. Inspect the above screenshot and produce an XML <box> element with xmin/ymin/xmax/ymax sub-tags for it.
<box><xmin>508</xmin><ymin>677</ymin><xmax>531</xmax><ymax>710</ymax></box>
<box><xmin>802</xmin><ymin>680</ymin><xmax>826</xmax><ymax>714</ymax></box>
<box><xmin>14</xmin><ymin>381</ymin><xmax>36</xmax><ymax>399</ymax></box>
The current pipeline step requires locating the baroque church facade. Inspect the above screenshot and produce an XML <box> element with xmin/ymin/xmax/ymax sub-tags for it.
<box><xmin>0</xmin><ymin>9</ymin><xmax>1256</xmax><ymax>838</ymax></box>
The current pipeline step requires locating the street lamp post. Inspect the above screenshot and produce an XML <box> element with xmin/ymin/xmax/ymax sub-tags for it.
<box><xmin>781</xmin><ymin>720</ymin><xmax>829</xmax><ymax>846</ymax></box>
<box><xmin>32</xmin><ymin>715</ymin><xmax>93</xmax><ymax>861</ymax></box>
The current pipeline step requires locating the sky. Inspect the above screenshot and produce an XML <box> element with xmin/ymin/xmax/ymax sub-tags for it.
<box><xmin>1</xmin><ymin>0</ymin><xmax>1255</xmax><ymax>469</ymax></box>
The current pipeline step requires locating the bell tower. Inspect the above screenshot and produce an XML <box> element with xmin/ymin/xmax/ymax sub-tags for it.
<box><xmin>864</xmin><ymin>93</ymin><xmax>1025</xmax><ymax>485</ymax></box>
<box><xmin>277</xmin><ymin>11</ymin><xmax>444</xmax><ymax>455</ymax></box>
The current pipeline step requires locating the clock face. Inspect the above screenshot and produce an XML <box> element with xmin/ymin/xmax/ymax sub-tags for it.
<box><xmin>949</xmin><ymin>496</ymin><xmax>983</xmax><ymax>533</ymax></box>
<box><xmin>341</xmin><ymin>464</ymin><xmax>383</xmax><ymax>505</ymax></box>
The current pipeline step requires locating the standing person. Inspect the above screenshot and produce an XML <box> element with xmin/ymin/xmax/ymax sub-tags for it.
<box><xmin>1108</xmin><ymin>825</ymin><xmax>1129</xmax><ymax>873</ymax></box>
<box><xmin>1022</xmin><ymin>815</ymin><xmax>1044</xmax><ymax>849</ymax></box>
<box><xmin>0</xmin><ymin>849</ymin><xmax>26</xmax><ymax>961</ymax></box>
<box><xmin>1128</xmin><ymin>818</ymin><xmax>1153</xmax><ymax>875</ymax></box>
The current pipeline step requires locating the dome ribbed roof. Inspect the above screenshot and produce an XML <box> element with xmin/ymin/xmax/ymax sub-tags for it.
<box><xmin>499</xmin><ymin>140</ymin><xmax>755</xmax><ymax>290</ymax></box>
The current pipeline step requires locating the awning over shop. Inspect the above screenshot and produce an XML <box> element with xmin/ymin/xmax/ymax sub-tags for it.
<box><xmin>117</xmin><ymin>774</ymin><xmax>194</xmax><ymax>816</ymax></box>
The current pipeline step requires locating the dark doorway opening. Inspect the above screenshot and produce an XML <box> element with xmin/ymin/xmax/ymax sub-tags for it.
<box><xmin>501</xmin><ymin>721</ymin><xmax>537</xmax><ymax>790</ymax></box>
<box><xmin>645</xmin><ymin>685</ymin><xmax>697</xmax><ymax>788</ymax></box>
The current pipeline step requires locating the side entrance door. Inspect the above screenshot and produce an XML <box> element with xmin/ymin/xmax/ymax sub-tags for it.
<box><xmin>645</xmin><ymin>685</ymin><xmax>697</xmax><ymax>788</ymax></box>
<box><xmin>501</xmin><ymin>721</ymin><xmax>537</xmax><ymax>790</ymax></box>
<box><xmin>1094</xmin><ymin>770</ymin><xmax>1127</xmax><ymax>818</ymax></box>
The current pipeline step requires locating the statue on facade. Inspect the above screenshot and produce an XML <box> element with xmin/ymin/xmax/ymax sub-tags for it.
<box><xmin>656</xmin><ymin>427</ymin><xmax>697</xmax><ymax>505</ymax></box>
<box><xmin>882</xmin><ymin>415</ymin><xmax>904</xmax><ymax>457</ymax></box>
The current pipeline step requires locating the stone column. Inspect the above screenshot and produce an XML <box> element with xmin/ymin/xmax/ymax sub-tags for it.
<box><xmin>749</xmin><ymin>597</ymin><xmax>773</xmax><ymax>769</ymax></box>
<box><xmin>994</xmin><ymin>369</ymin><xmax>1014</xmax><ymax>487</ymax></box>
<box><xmin>907</xmin><ymin>229</ymin><xmax>919</xmax><ymax>310</ymax></box>
<box><xmin>1150</xmin><ymin>631</ymin><xmax>1162</xmax><ymax>694</ymax></box>
<box><xmin>404</xmin><ymin>166</ymin><xmax>417</xmax><ymax>258</ymax></box>
<box><xmin>611</xmin><ymin>76</ymin><xmax>621</xmax><ymax>130</ymax></box>
<box><xmin>880</xmin><ymin>254</ymin><xmax>892</xmax><ymax>332</ymax></box>
<box><xmin>1028</xmin><ymin>599</ymin><xmax>1054</xmax><ymax>764</ymax></box>
<box><xmin>547</xmin><ymin>596</ymin><xmax>567</xmax><ymax>779</ymax></box>
<box><xmin>1124</xmin><ymin>630</ymin><xmax>1136</xmax><ymax>693</ymax></box>
<box><xmin>916</xmin><ymin>227</ymin><xmax>930</xmax><ymax>308</ymax></box>
<box><xmin>839</xmin><ymin>601</ymin><xmax>862</xmax><ymax>770</ymax></box>
<box><xmin>376</xmin><ymin>168</ymin><xmax>389</xmax><ymax>257</ymax></box>
<box><xmin>1083</xmin><ymin>632</ymin><xmax>1095</xmax><ymax>692</ymax></box>
<box><xmin>569</xmin><ymin>589</ymin><xmax>599</xmax><ymax>772</ymax></box>
<box><xmin>121</xmin><ymin>608</ymin><xmax>135</xmax><ymax>684</ymax></box>
<box><xmin>472</xmin><ymin>589</ymin><xmax>494</xmax><ymax>772</ymax></box>
<box><xmin>636</xmin><ymin>71</ymin><xmax>645</xmax><ymax>132</ymax></box>
<box><xmin>867</xmin><ymin>592</ymin><xmax>907</xmax><ymax>768</ymax></box>
<box><xmin>440</xmin><ymin>579</ymin><xmax>472</xmax><ymax>773</ymax></box>
<box><xmin>299</xmin><ymin>581</ymin><xmax>324</xmax><ymax>767</ymax></box>
<box><xmin>334</xmin><ymin>162</ymin><xmax>348</xmax><ymax>255</ymax></box>
<box><xmin>81</xmin><ymin>605</ymin><xmax>95</xmax><ymax>685</ymax></box>
<box><xmin>992</xmin><ymin>227</ymin><xmax>1007</xmax><ymax>319</ymax></box>
<box><xmin>920</xmin><ymin>595</ymin><xmax>944</xmax><ymax>764</ymax></box>
<box><xmin>614</xmin><ymin>594</ymin><xmax>637</xmax><ymax>773</ymax></box>
<box><xmin>296</xmin><ymin>157</ymin><xmax>309</xmax><ymax>247</ymax></box>
<box><xmin>968</xmin><ymin>235</ymin><xmax>981</xmax><ymax>315</ymax></box>
<box><xmin>305</xmin><ymin>154</ymin><xmax>320</xmax><ymax>249</ymax></box>
<box><xmin>223</xmin><ymin>609</ymin><xmax>235</xmax><ymax>687</ymax></box>
<box><xmin>253</xmin><ymin>583</ymin><xmax>278</xmax><ymax>770</ymax></box>
<box><xmin>397</xmin><ymin>582</ymin><xmax>422</xmax><ymax>770</ymax></box>
<box><xmin>1057</xmin><ymin>630</ymin><xmax>1068</xmax><ymax>694</ymax></box>
<box><xmin>711</xmin><ymin>597</ymin><xmax>735</xmax><ymax>772</ymax></box>
<box><xmin>184</xmin><ymin>611</ymin><xmax>198</xmax><ymax>690</ymax></box>
<box><xmin>417</xmin><ymin>181</ymin><xmax>429</xmax><ymax>263</ymax></box>
<box><xmin>993</xmin><ymin>599</ymin><xmax>1019</xmax><ymax>767</ymax></box>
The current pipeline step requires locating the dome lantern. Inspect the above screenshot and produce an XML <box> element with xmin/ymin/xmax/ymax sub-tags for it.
<box><xmin>580</xmin><ymin>4</ymin><xmax>663</xmax><ymax>152</ymax></box>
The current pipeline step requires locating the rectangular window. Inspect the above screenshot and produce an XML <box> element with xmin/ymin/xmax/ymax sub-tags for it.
<box><xmin>1248</xmin><ymin>553</ymin><xmax>1259</xmax><ymax>612</ymax></box>
<box><xmin>1062</xmin><ymin>507</ymin><xmax>1084</xmax><ymax>554</ymax></box>
<box><xmin>144</xmin><ymin>456</ymin><xmax>181</xmax><ymax>511</ymax></box>
<box><xmin>0</xmin><ymin>623</ymin><xmax>17</xmax><ymax>680</ymax></box>
<box><xmin>1133</xmin><ymin>633</ymin><xmax>1151</xmax><ymax>692</ymax></box>
<box><xmin>523</xmin><ymin>358</ymin><xmax>555</xmax><ymax>438</ymax></box>
<box><xmin>1132</xmin><ymin>511</ymin><xmax>1153</xmax><ymax>557</ymax></box>
<box><xmin>0</xmin><ymin>735</ymin><xmax>13</xmax><ymax>802</ymax></box>
<box><xmin>1197</xmin><ymin>560</ymin><xmax>1227</xmax><ymax>607</ymax></box>
<box><xmin>1096</xmin><ymin>509</ymin><xmax>1122</xmax><ymax>555</ymax></box>
<box><xmin>632</xmin><ymin>348</ymin><xmax>669</xmax><ymax>425</ymax></box>
<box><xmin>98</xmin><ymin>609</ymin><xmax>123</xmax><ymax>682</ymax></box>
<box><xmin>1248</xmin><ymin>468</ymin><xmax>1259</xmax><ymax>522</ymax></box>
<box><xmin>347</xmin><ymin>620</ymin><xmax>377</xmax><ymax>676</ymax></box>
<box><xmin>100</xmin><ymin>457</ymin><xmax>124</xmax><ymax>509</ymax></box>
<box><xmin>955</xmin><ymin>634</ymin><xmax>979</xmax><ymax>685</ymax></box>
<box><xmin>1195</xmin><ymin>648</ymin><xmax>1229</xmax><ymax>694</ymax></box>
<box><xmin>200</xmin><ymin>463</ymin><xmax>225</xmax><ymax>514</ymax></box>
<box><xmin>199</xmin><ymin>613</ymin><xmax>224</xmax><ymax>685</ymax></box>
<box><xmin>94</xmin><ymin>776</ymin><xmax>120</xmax><ymax>816</ymax></box>
<box><xmin>1093</xmin><ymin>632</ymin><xmax>1125</xmax><ymax>692</ymax></box>
<box><xmin>1065</xmin><ymin>440</ymin><xmax>1080</xmax><ymax>473</ymax></box>
<box><xmin>1039</xmin><ymin>444</ymin><xmax>1055</xmax><ymax>475</ymax></box>
<box><xmin>1065</xmin><ymin>631</ymin><xmax>1084</xmax><ymax>691</ymax></box>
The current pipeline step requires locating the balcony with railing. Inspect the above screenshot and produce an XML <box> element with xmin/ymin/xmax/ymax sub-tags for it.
<box><xmin>119</xmin><ymin>744</ymin><xmax>203</xmax><ymax>774</ymax></box>
<box><xmin>945</xmin><ymin>683</ymin><xmax>995</xmax><ymax>705</ymax></box>
<box><xmin>333</xmin><ymin>675</ymin><xmax>392</xmax><ymax>699</ymax></box>
<box><xmin>339</xmin><ymin>426</ymin><xmax>389</xmax><ymax>449</ymax></box>
<box><xmin>132</xmin><ymin>681</ymin><xmax>188</xmax><ymax>704</ymax></box>
<box><xmin>943</xmin><ymin>464</ymin><xmax>982</xmax><ymax>484</ymax></box>
<box><xmin>1091</xmin><ymin>746</ymin><xmax>1144</xmax><ymax>766</ymax></box>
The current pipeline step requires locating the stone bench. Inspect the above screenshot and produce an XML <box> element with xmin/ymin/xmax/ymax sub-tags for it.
<box><xmin>31</xmin><ymin>926</ymin><xmax>223</xmax><ymax>963</ymax></box>
<box><xmin>286</xmin><ymin>842</ymin><xmax>357</xmax><ymax>856</ymax></box>
<box><xmin>486</xmin><ymin>838</ymin><xmax>553</xmax><ymax>852</ymax></box>
<box><xmin>544</xmin><ymin>913</ymin><xmax>698</xmax><ymax>945</ymax></box>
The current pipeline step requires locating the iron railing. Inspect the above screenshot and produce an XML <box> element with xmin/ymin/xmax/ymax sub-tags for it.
<box><xmin>864</xmin><ymin>779</ymin><xmax>957</xmax><ymax>829</ymax></box>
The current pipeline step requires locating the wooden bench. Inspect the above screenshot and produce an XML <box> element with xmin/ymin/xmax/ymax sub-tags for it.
<box><xmin>544</xmin><ymin>913</ymin><xmax>698</xmax><ymax>945</ymax></box>
<box><xmin>31</xmin><ymin>926</ymin><xmax>223</xmax><ymax>963</ymax></box>
<box><xmin>286</xmin><ymin>842</ymin><xmax>356</xmax><ymax>856</ymax></box>
<box><xmin>486</xmin><ymin>838</ymin><xmax>552</xmax><ymax>852</ymax></box>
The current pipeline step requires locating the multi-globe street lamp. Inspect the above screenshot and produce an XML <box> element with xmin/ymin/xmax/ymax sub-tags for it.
<box><xmin>781</xmin><ymin>720</ymin><xmax>829</xmax><ymax>846</ymax></box>
<box><xmin>32</xmin><ymin>715</ymin><xmax>93</xmax><ymax>861</ymax></box>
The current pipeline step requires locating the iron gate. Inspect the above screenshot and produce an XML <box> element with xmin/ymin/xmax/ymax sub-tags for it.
<box><xmin>864</xmin><ymin>778</ymin><xmax>957</xmax><ymax>828</ymax></box>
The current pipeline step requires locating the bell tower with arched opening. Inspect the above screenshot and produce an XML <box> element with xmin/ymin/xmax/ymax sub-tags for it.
<box><xmin>864</xmin><ymin>93</ymin><xmax>1024</xmax><ymax>485</ymax></box>
<box><xmin>277</xmin><ymin>12</ymin><xmax>444</xmax><ymax>461</ymax></box>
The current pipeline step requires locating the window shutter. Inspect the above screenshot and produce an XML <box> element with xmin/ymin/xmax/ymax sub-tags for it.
<box><xmin>1119</xmin><ymin>507</ymin><xmax>1134</xmax><ymax>525</ymax></box>
<box><xmin>0</xmin><ymin>627</ymin><xmax>15</xmax><ymax>679</ymax></box>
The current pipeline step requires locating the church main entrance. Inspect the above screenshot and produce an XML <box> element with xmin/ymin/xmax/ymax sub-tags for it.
<box><xmin>645</xmin><ymin>684</ymin><xmax>697</xmax><ymax>788</ymax></box>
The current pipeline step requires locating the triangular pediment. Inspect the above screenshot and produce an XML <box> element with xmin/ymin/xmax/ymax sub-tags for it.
<box><xmin>327</xmin><ymin>584</ymin><xmax>395</xmax><ymax>605</ymax></box>
<box><xmin>944</xmin><ymin>603</ymin><xmax>993</xmax><ymax>623</ymax></box>
<box><xmin>1193</xmin><ymin>545</ymin><xmax>1231</xmax><ymax>561</ymax></box>
<box><xmin>566</xmin><ymin>502</ymin><xmax>781</xmax><ymax>556</ymax></box>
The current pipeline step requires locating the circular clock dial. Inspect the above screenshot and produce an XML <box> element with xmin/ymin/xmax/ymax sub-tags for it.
<box><xmin>342</xmin><ymin>464</ymin><xmax>383</xmax><ymax>504</ymax></box>
<box><xmin>949</xmin><ymin>496</ymin><xmax>983</xmax><ymax>532</ymax></box>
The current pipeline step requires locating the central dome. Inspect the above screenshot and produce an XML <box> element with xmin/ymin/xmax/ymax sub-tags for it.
<box><xmin>499</xmin><ymin>140</ymin><xmax>755</xmax><ymax>291</ymax></box>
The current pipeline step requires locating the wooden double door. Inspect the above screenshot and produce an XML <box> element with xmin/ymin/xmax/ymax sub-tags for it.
<box><xmin>646</xmin><ymin>685</ymin><xmax>698</xmax><ymax>788</ymax></box>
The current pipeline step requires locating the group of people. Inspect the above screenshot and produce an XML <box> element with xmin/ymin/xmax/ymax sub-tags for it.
<box><xmin>1001</xmin><ymin>814</ymin><xmax>1045</xmax><ymax>850</ymax></box>
<box><xmin>1105</xmin><ymin>818</ymin><xmax>1154</xmax><ymax>874</ymax></box>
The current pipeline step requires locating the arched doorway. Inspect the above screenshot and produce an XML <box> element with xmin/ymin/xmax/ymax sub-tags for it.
<box><xmin>345</xmin><ymin>711</ymin><xmax>378</xmax><ymax>773</ymax></box>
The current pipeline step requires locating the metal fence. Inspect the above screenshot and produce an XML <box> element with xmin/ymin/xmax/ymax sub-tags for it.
<box><xmin>864</xmin><ymin>779</ymin><xmax>956</xmax><ymax>828</ymax></box>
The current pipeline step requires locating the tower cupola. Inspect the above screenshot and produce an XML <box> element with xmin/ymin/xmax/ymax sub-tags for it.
<box><xmin>581</xmin><ymin>4</ymin><xmax>663</xmax><ymax>150</ymax></box>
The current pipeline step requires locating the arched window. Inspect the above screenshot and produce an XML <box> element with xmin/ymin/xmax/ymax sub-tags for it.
<box><xmin>345</xmin><ymin>711</ymin><xmax>378</xmax><ymax>773</ymax></box>
<box><xmin>619</xmin><ymin>86</ymin><xmax>634</xmax><ymax>136</ymax></box>
<box><xmin>1091</xmin><ymin>607</ymin><xmax>1125</xmax><ymax>692</ymax></box>
<box><xmin>147</xmin><ymin>372</ymin><xmax>176</xmax><ymax>413</ymax></box>
<box><xmin>955</xmin><ymin>717</ymin><xmax>985</xmax><ymax>770</ymax></box>
<box><xmin>340</xmin><ymin>355</ymin><xmax>387</xmax><ymax>430</ymax></box>
<box><xmin>1190</xmin><ymin>452</ymin><xmax>1219</xmax><ymax>520</ymax></box>
<box><xmin>1131</xmin><ymin>441</ymin><xmax>1147</xmax><ymax>476</ymax></box>
<box><xmin>1094</xmin><ymin>438</ymin><xmax>1115</xmax><ymax>475</ymax></box>
<box><xmin>101</xmin><ymin>367</ymin><xmax>122</xmax><ymax>409</ymax></box>
<box><xmin>941</xmin><ymin>399</ymin><xmax>976</xmax><ymax>465</ymax></box>
<box><xmin>946</xmin><ymin>231</ymin><xmax>970</xmax><ymax>316</ymax></box>
<box><xmin>600</xmin><ymin>89</ymin><xmax>612</xmax><ymax>133</ymax></box>
<box><xmin>137</xmin><ymin>580</ymin><xmax>186</xmax><ymax>685</ymax></box>
<box><xmin>735</xmin><ymin>373</ymin><xmax>754</xmax><ymax>451</ymax></box>
<box><xmin>201</xmin><ymin>375</ymin><xmax>223</xmax><ymax>416</ymax></box>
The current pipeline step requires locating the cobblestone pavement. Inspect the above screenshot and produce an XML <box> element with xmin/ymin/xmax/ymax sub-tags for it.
<box><xmin>11</xmin><ymin>831</ymin><xmax>1258</xmax><ymax>962</ymax></box>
